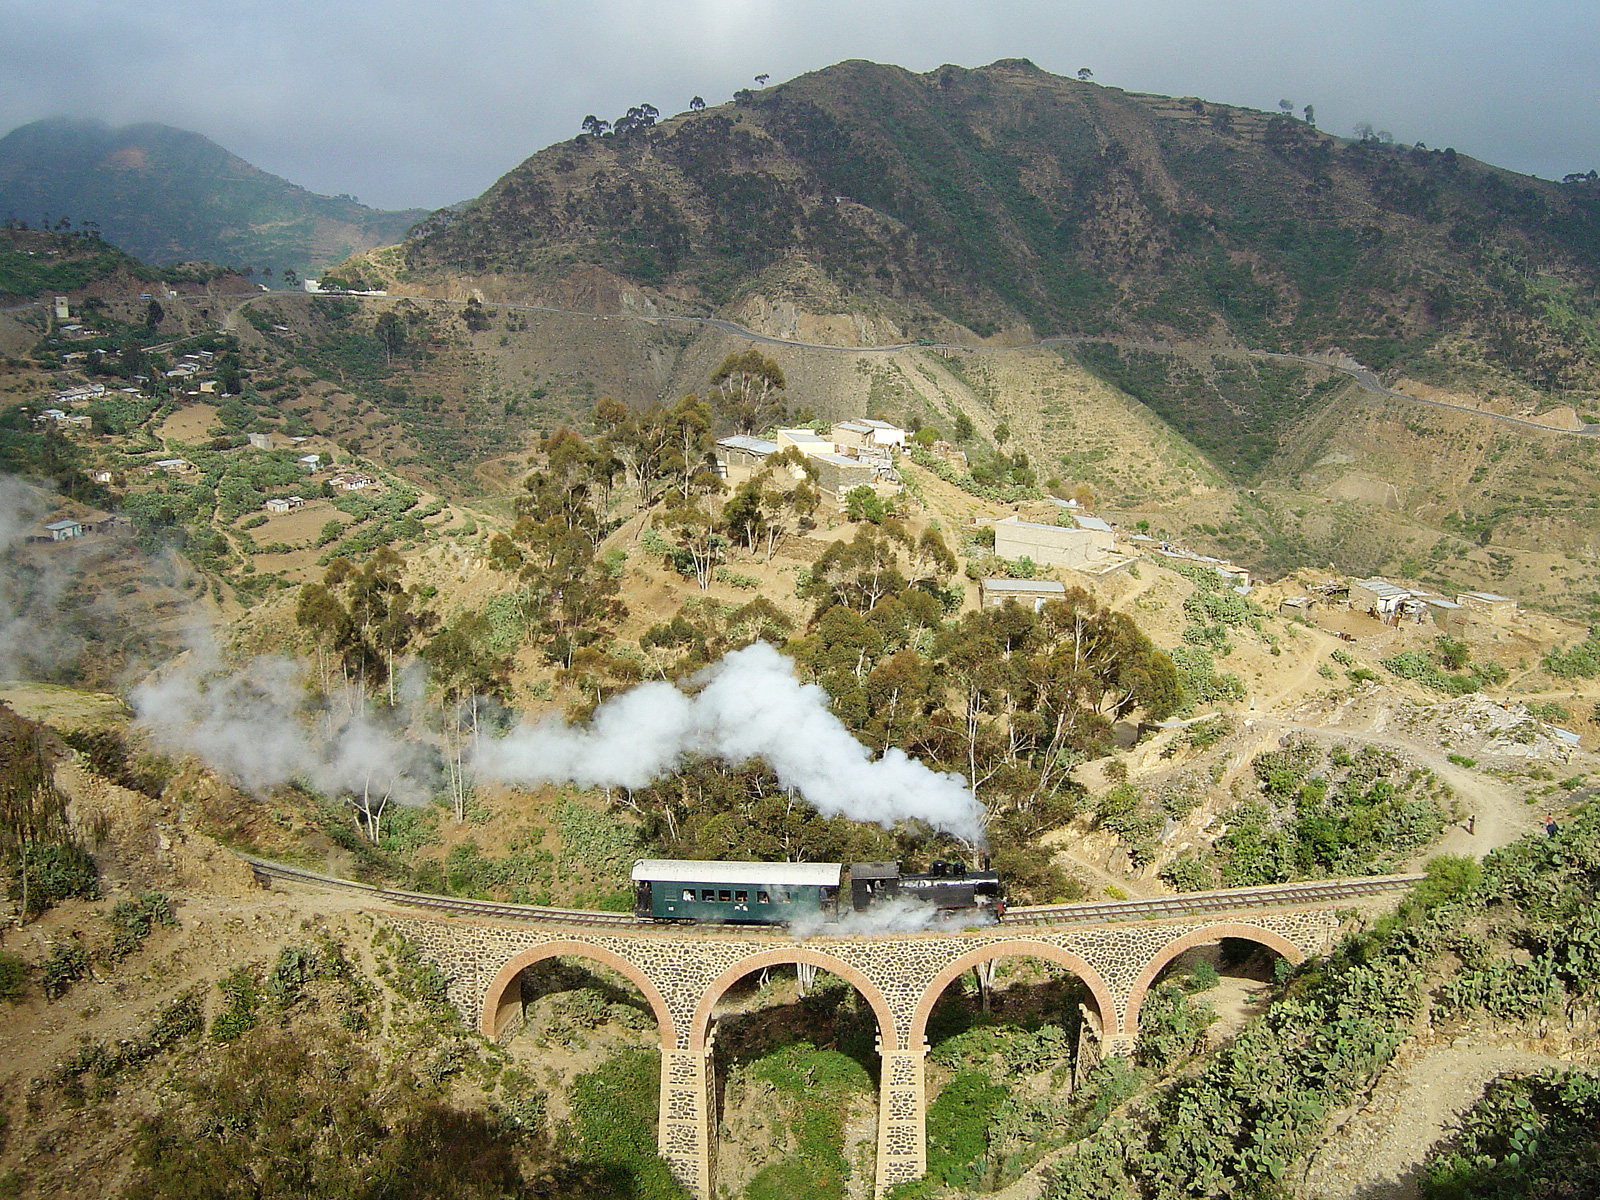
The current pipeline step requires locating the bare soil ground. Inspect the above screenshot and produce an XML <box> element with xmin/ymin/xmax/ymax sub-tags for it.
<box><xmin>1298</xmin><ymin>1041</ymin><xmax>1584</xmax><ymax>1200</ymax></box>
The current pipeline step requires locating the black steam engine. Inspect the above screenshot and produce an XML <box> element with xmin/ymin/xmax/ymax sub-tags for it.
<box><xmin>632</xmin><ymin>858</ymin><xmax>1004</xmax><ymax>926</ymax></box>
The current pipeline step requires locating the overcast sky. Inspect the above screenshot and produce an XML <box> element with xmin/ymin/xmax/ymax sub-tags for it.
<box><xmin>1</xmin><ymin>1</ymin><xmax>1595</xmax><ymax>212</ymax></box>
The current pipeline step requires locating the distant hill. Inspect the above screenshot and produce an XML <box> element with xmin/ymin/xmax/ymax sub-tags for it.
<box><xmin>405</xmin><ymin>58</ymin><xmax>1600</xmax><ymax>401</ymax></box>
<box><xmin>0</xmin><ymin>118</ymin><xmax>430</xmax><ymax>275</ymax></box>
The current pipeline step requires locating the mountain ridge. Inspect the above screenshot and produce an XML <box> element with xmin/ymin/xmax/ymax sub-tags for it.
<box><xmin>0</xmin><ymin>116</ymin><xmax>430</xmax><ymax>275</ymax></box>
<box><xmin>399</xmin><ymin>58</ymin><xmax>1600</xmax><ymax>393</ymax></box>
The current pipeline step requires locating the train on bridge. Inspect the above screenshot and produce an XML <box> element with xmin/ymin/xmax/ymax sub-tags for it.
<box><xmin>631</xmin><ymin>858</ymin><xmax>1005</xmax><ymax>926</ymax></box>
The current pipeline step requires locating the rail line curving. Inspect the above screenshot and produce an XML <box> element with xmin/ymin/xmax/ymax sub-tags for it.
<box><xmin>242</xmin><ymin>853</ymin><xmax>1420</xmax><ymax>932</ymax></box>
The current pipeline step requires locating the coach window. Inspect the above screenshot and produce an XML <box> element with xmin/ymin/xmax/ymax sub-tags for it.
<box><xmin>682</xmin><ymin>889</ymin><xmax>695</xmax><ymax>901</ymax></box>
<box><xmin>719</xmin><ymin>890</ymin><xmax>732</xmax><ymax>902</ymax></box>
<box><xmin>735</xmin><ymin>891</ymin><xmax>748</xmax><ymax>903</ymax></box>
<box><xmin>702</xmin><ymin>889</ymin><xmax>716</xmax><ymax>901</ymax></box>
<box><xmin>757</xmin><ymin>891</ymin><xmax>770</xmax><ymax>904</ymax></box>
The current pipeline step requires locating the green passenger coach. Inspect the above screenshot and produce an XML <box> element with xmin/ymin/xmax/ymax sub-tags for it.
<box><xmin>631</xmin><ymin>859</ymin><xmax>843</xmax><ymax>924</ymax></box>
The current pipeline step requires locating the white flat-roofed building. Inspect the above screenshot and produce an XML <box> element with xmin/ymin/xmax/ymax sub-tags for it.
<box><xmin>1350</xmin><ymin>578</ymin><xmax>1412</xmax><ymax>615</ymax></box>
<box><xmin>775</xmin><ymin>428</ymin><xmax>834</xmax><ymax>458</ymax></box>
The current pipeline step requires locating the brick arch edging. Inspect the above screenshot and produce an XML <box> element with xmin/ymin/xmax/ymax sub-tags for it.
<box><xmin>908</xmin><ymin>941</ymin><xmax>1120</xmax><ymax>1045</ymax></box>
<box><xmin>688</xmin><ymin>947</ymin><xmax>897</xmax><ymax>1052</ymax></box>
<box><xmin>1122</xmin><ymin>921</ymin><xmax>1306</xmax><ymax>1034</ymax></box>
<box><xmin>480</xmin><ymin>939</ymin><xmax>679</xmax><ymax>1046</ymax></box>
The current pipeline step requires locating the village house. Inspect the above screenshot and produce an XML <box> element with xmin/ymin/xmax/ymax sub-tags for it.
<box><xmin>713</xmin><ymin>435</ymin><xmax>779</xmax><ymax>486</ymax></box>
<box><xmin>831</xmin><ymin>418</ymin><xmax>908</xmax><ymax>453</ymax></box>
<box><xmin>145</xmin><ymin>457</ymin><xmax>194</xmax><ymax>476</ymax></box>
<box><xmin>264</xmin><ymin>496</ymin><xmax>306</xmax><ymax>514</ymax></box>
<box><xmin>774</xmin><ymin>428</ymin><xmax>834</xmax><ymax>458</ymax></box>
<box><xmin>993</xmin><ymin>513</ymin><xmax>1115</xmax><ymax>569</ymax></box>
<box><xmin>297</xmin><ymin>454</ymin><xmax>322</xmax><ymax>474</ymax></box>
<box><xmin>42</xmin><ymin>518</ymin><xmax>84</xmax><ymax>541</ymax></box>
<box><xmin>925</xmin><ymin>439</ymin><xmax>968</xmax><ymax>470</ymax></box>
<box><xmin>1458</xmin><ymin>591</ymin><xmax>1517</xmax><ymax>624</ymax></box>
<box><xmin>979</xmin><ymin>578</ymin><xmax>1067</xmax><ymax>611</ymax></box>
<box><xmin>1349</xmin><ymin>578</ymin><xmax>1412</xmax><ymax>617</ymax></box>
<box><xmin>808</xmin><ymin>453</ymin><xmax>877</xmax><ymax>503</ymax></box>
<box><xmin>164</xmin><ymin>363</ymin><xmax>199</xmax><ymax>379</ymax></box>
<box><xmin>90</xmin><ymin>469</ymin><xmax>114</xmax><ymax>485</ymax></box>
<box><xmin>328</xmin><ymin>473</ymin><xmax>376</xmax><ymax>492</ymax></box>
<box><xmin>52</xmin><ymin>383</ymin><xmax>106</xmax><ymax>404</ymax></box>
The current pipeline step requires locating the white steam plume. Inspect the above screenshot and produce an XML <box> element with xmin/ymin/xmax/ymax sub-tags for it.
<box><xmin>0</xmin><ymin>477</ymin><xmax>84</xmax><ymax>679</ymax></box>
<box><xmin>131</xmin><ymin>648</ymin><xmax>431</xmax><ymax>807</ymax></box>
<box><xmin>787</xmin><ymin>895</ymin><xmax>991</xmax><ymax>938</ymax></box>
<box><xmin>476</xmin><ymin>641</ymin><xmax>987</xmax><ymax>844</ymax></box>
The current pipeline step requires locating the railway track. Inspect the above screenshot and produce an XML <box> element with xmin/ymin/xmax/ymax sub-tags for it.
<box><xmin>243</xmin><ymin>855</ymin><xmax>1421</xmax><ymax>932</ymax></box>
<box><xmin>241</xmin><ymin>856</ymin><xmax>639</xmax><ymax>927</ymax></box>
<box><xmin>1003</xmin><ymin>873</ymin><xmax>1424</xmax><ymax>926</ymax></box>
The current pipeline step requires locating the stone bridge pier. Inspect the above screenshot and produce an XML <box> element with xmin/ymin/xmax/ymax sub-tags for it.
<box><xmin>391</xmin><ymin>909</ymin><xmax>1340</xmax><ymax>1198</ymax></box>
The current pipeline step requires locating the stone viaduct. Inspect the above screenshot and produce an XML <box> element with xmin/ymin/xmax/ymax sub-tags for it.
<box><xmin>387</xmin><ymin>900</ymin><xmax>1353</xmax><ymax>1199</ymax></box>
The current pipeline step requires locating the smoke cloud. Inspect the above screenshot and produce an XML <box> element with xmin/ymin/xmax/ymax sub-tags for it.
<box><xmin>476</xmin><ymin>641</ymin><xmax>987</xmax><ymax>844</ymax></box>
<box><xmin>0</xmin><ymin>477</ymin><xmax>84</xmax><ymax>680</ymax></box>
<box><xmin>131</xmin><ymin>648</ymin><xmax>432</xmax><ymax>807</ymax></box>
<box><xmin>787</xmin><ymin>894</ymin><xmax>991</xmax><ymax>938</ymax></box>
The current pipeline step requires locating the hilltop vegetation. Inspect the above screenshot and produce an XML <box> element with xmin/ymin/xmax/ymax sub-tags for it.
<box><xmin>407</xmin><ymin>59</ymin><xmax>1600</xmax><ymax>399</ymax></box>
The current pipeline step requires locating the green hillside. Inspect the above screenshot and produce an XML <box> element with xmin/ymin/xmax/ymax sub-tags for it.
<box><xmin>0</xmin><ymin>118</ymin><xmax>429</xmax><ymax>275</ymax></box>
<box><xmin>405</xmin><ymin>59</ymin><xmax>1600</xmax><ymax>444</ymax></box>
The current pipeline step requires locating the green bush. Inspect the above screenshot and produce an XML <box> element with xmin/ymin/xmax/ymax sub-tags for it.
<box><xmin>10</xmin><ymin>842</ymin><xmax>99</xmax><ymax>916</ymax></box>
<box><xmin>109</xmin><ymin>892</ymin><xmax>177</xmax><ymax>958</ymax></box>
<box><xmin>923</xmin><ymin>1070</ymin><xmax>1010</xmax><ymax>1187</ymax></box>
<box><xmin>211</xmin><ymin>966</ymin><xmax>262</xmax><ymax>1042</ymax></box>
<box><xmin>0</xmin><ymin>950</ymin><xmax>26</xmax><ymax>1001</ymax></box>
<box><xmin>42</xmin><ymin>940</ymin><xmax>90</xmax><ymax>1000</ymax></box>
<box><xmin>567</xmin><ymin>1050</ymin><xmax>688</xmax><ymax>1200</ymax></box>
<box><xmin>1422</xmin><ymin>1068</ymin><xmax>1600</xmax><ymax>1199</ymax></box>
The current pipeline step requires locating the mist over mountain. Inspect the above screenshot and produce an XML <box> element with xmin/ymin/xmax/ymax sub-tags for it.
<box><xmin>0</xmin><ymin>117</ymin><xmax>430</xmax><ymax>275</ymax></box>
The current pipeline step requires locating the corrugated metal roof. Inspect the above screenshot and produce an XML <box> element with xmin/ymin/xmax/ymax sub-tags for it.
<box><xmin>1355</xmin><ymin>579</ymin><xmax>1412</xmax><ymax>600</ymax></box>
<box><xmin>982</xmin><ymin>578</ymin><xmax>1066</xmax><ymax>592</ymax></box>
<box><xmin>1461</xmin><ymin>591</ymin><xmax>1514</xmax><ymax>603</ymax></box>
<box><xmin>776</xmin><ymin>428</ymin><xmax>831</xmax><ymax>442</ymax></box>
<box><xmin>44</xmin><ymin>519</ymin><xmax>81</xmax><ymax>531</ymax></box>
<box><xmin>860</xmin><ymin>419</ymin><xmax>902</xmax><ymax>431</ymax></box>
<box><xmin>631</xmin><ymin>859</ymin><xmax>842</xmax><ymax>886</ymax></box>
<box><xmin>1073</xmin><ymin>514</ymin><xmax>1113</xmax><ymax>533</ymax></box>
<box><xmin>717</xmin><ymin>435</ymin><xmax>778</xmax><ymax>455</ymax></box>
<box><xmin>813</xmin><ymin>452</ymin><xmax>870</xmax><ymax>468</ymax></box>
<box><xmin>833</xmin><ymin>420</ymin><xmax>872</xmax><ymax>433</ymax></box>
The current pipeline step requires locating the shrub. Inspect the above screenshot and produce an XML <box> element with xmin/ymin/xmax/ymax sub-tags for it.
<box><xmin>42</xmin><ymin>940</ymin><xmax>90</xmax><ymax>1000</ymax></box>
<box><xmin>109</xmin><ymin>892</ymin><xmax>177</xmax><ymax>958</ymax></box>
<box><xmin>10</xmin><ymin>842</ymin><xmax>99</xmax><ymax>916</ymax></box>
<box><xmin>0</xmin><ymin>950</ymin><xmax>26</xmax><ymax>1001</ymax></box>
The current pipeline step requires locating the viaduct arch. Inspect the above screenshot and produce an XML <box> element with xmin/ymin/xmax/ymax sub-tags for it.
<box><xmin>391</xmin><ymin>906</ymin><xmax>1347</xmax><ymax>1198</ymax></box>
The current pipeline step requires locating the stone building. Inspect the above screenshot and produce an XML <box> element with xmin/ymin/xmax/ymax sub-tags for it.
<box><xmin>713</xmin><ymin>435</ymin><xmax>778</xmax><ymax>486</ymax></box>
<box><xmin>993</xmin><ymin>514</ymin><xmax>1114</xmax><ymax>569</ymax></box>
<box><xmin>979</xmin><ymin>578</ymin><xmax>1067</xmax><ymax>611</ymax></box>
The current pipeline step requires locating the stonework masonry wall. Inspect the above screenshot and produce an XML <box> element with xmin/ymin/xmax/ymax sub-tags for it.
<box><xmin>385</xmin><ymin>907</ymin><xmax>1341</xmax><ymax>1198</ymax></box>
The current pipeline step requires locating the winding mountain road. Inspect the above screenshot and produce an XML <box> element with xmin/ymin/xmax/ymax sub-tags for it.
<box><xmin>20</xmin><ymin>286</ymin><xmax>1590</xmax><ymax>438</ymax></box>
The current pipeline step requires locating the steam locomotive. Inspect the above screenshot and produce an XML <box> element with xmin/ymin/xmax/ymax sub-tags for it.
<box><xmin>631</xmin><ymin>858</ymin><xmax>1005</xmax><ymax>926</ymax></box>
